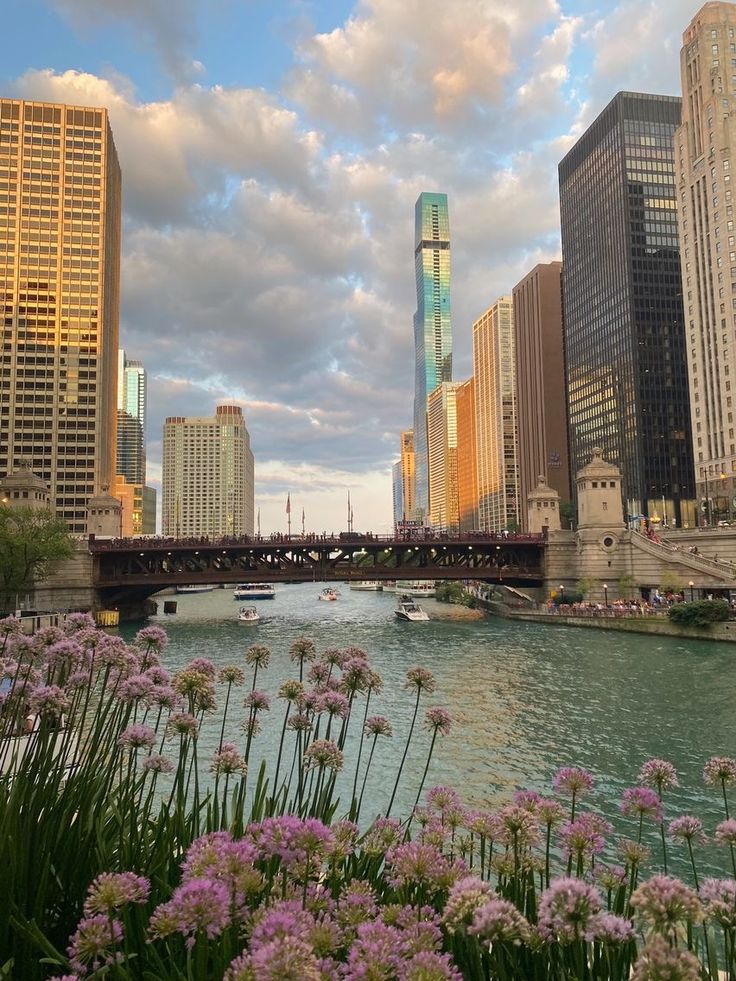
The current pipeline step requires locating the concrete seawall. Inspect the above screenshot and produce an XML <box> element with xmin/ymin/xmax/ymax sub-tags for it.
<box><xmin>479</xmin><ymin>599</ymin><xmax>736</xmax><ymax>644</ymax></box>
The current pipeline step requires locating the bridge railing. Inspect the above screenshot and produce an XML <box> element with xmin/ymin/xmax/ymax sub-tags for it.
<box><xmin>88</xmin><ymin>531</ymin><xmax>547</xmax><ymax>552</ymax></box>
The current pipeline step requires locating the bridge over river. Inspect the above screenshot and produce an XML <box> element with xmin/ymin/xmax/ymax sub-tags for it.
<box><xmin>90</xmin><ymin>533</ymin><xmax>547</xmax><ymax>608</ymax></box>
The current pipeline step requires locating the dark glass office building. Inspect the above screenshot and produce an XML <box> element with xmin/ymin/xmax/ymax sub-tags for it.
<box><xmin>559</xmin><ymin>91</ymin><xmax>696</xmax><ymax>527</ymax></box>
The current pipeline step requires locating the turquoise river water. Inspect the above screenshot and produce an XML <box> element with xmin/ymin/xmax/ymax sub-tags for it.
<box><xmin>123</xmin><ymin>582</ymin><xmax>736</xmax><ymax>876</ymax></box>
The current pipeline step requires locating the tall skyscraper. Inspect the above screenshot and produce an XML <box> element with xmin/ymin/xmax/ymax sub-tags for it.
<box><xmin>427</xmin><ymin>382</ymin><xmax>459</xmax><ymax>531</ymax></box>
<box><xmin>455</xmin><ymin>377</ymin><xmax>478</xmax><ymax>532</ymax></box>
<box><xmin>392</xmin><ymin>461</ymin><xmax>403</xmax><ymax>529</ymax></box>
<box><xmin>412</xmin><ymin>192</ymin><xmax>452</xmax><ymax>519</ymax></box>
<box><xmin>559</xmin><ymin>91</ymin><xmax>695</xmax><ymax>527</ymax></box>
<box><xmin>0</xmin><ymin>98</ymin><xmax>121</xmax><ymax>532</ymax></box>
<box><xmin>399</xmin><ymin>429</ymin><xmax>415</xmax><ymax>522</ymax></box>
<box><xmin>162</xmin><ymin>404</ymin><xmax>254</xmax><ymax>537</ymax></box>
<box><xmin>512</xmin><ymin>262</ymin><xmax>571</xmax><ymax>530</ymax></box>
<box><xmin>116</xmin><ymin>350</ymin><xmax>146</xmax><ymax>484</ymax></box>
<box><xmin>473</xmin><ymin>296</ymin><xmax>519</xmax><ymax>532</ymax></box>
<box><xmin>677</xmin><ymin>2</ymin><xmax>736</xmax><ymax>522</ymax></box>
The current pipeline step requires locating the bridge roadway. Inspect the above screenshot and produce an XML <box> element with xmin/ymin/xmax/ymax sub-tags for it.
<box><xmin>90</xmin><ymin>532</ymin><xmax>546</xmax><ymax>607</ymax></box>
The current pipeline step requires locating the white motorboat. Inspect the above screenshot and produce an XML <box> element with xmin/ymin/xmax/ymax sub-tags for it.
<box><xmin>176</xmin><ymin>584</ymin><xmax>215</xmax><ymax>594</ymax></box>
<box><xmin>395</xmin><ymin>595</ymin><xmax>430</xmax><ymax>621</ymax></box>
<box><xmin>318</xmin><ymin>587</ymin><xmax>340</xmax><ymax>601</ymax></box>
<box><xmin>395</xmin><ymin>580</ymin><xmax>436</xmax><ymax>597</ymax></box>
<box><xmin>349</xmin><ymin>581</ymin><xmax>383</xmax><ymax>591</ymax></box>
<box><xmin>238</xmin><ymin>606</ymin><xmax>260</xmax><ymax>623</ymax></box>
<box><xmin>233</xmin><ymin>584</ymin><xmax>276</xmax><ymax>600</ymax></box>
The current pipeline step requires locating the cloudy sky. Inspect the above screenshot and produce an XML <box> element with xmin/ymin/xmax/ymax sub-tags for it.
<box><xmin>3</xmin><ymin>0</ymin><xmax>703</xmax><ymax>533</ymax></box>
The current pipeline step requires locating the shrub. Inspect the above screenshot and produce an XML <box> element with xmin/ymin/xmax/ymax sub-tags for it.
<box><xmin>668</xmin><ymin>599</ymin><xmax>730</xmax><ymax>627</ymax></box>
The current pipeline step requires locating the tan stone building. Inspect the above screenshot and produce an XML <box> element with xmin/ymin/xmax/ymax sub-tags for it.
<box><xmin>399</xmin><ymin>429</ymin><xmax>416</xmax><ymax>521</ymax></box>
<box><xmin>162</xmin><ymin>405</ymin><xmax>255</xmax><ymax>537</ymax></box>
<box><xmin>677</xmin><ymin>2</ymin><xmax>736</xmax><ymax>519</ymax></box>
<box><xmin>512</xmin><ymin>261</ymin><xmax>571</xmax><ymax>530</ymax></box>
<box><xmin>0</xmin><ymin>98</ymin><xmax>121</xmax><ymax>532</ymax></box>
<box><xmin>473</xmin><ymin>296</ymin><xmax>519</xmax><ymax>531</ymax></box>
<box><xmin>455</xmin><ymin>376</ymin><xmax>478</xmax><ymax>532</ymax></box>
<box><xmin>427</xmin><ymin>382</ymin><xmax>459</xmax><ymax>532</ymax></box>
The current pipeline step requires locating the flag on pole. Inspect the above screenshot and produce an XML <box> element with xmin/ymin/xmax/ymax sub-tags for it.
<box><xmin>302</xmin><ymin>507</ymin><xmax>305</xmax><ymax>523</ymax></box>
<box><xmin>286</xmin><ymin>493</ymin><xmax>291</xmax><ymax>515</ymax></box>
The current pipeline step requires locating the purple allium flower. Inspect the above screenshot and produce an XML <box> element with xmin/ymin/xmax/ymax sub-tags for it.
<box><xmin>552</xmin><ymin>766</ymin><xmax>594</xmax><ymax>797</ymax></box>
<box><xmin>134</xmin><ymin>625</ymin><xmax>168</xmax><ymax>651</ymax></box>
<box><xmin>617</xmin><ymin>839</ymin><xmax>651</xmax><ymax>867</ymax></box>
<box><xmin>149</xmin><ymin>685</ymin><xmax>181</xmax><ymax>710</ymax></box>
<box><xmin>513</xmin><ymin>789</ymin><xmax>542</xmax><ymax>811</ymax></box>
<box><xmin>185</xmin><ymin>657</ymin><xmax>216</xmax><ymax>677</ymax></box>
<box><xmin>245</xmin><ymin>644</ymin><xmax>271</xmax><ymax>668</ymax></box>
<box><xmin>700</xmin><ymin>878</ymin><xmax>736</xmax><ymax>928</ymax></box>
<box><xmin>361</xmin><ymin>817</ymin><xmax>403</xmax><ymax>857</ymax></box>
<box><xmin>339</xmin><ymin>656</ymin><xmax>372</xmax><ymax>695</ymax></box>
<box><xmin>639</xmin><ymin>758</ymin><xmax>679</xmax><ymax>792</ymax></box>
<box><xmin>381</xmin><ymin>904</ymin><xmax>441</xmax><ymax>954</ymax></box>
<box><xmin>182</xmin><ymin>831</ymin><xmax>258</xmax><ymax>891</ymax></box>
<box><xmin>385</xmin><ymin>842</ymin><xmax>457</xmax><ymax>892</ymax></box>
<box><xmin>166</xmin><ymin>712</ymin><xmax>199</xmax><ymax>738</ymax></box>
<box><xmin>364</xmin><ymin>715</ymin><xmax>392</xmax><ymax>737</ymax></box>
<box><xmin>320</xmin><ymin>690</ymin><xmax>350</xmax><ymax>719</ymax></box>
<box><xmin>703</xmin><ymin>756</ymin><xmax>736</xmax><ymax>787</ymax></box>
<box><xmin>307</xmin><ymin>660</ymin><xmax>330</xmax><ymax>687</ymax></box>
<box><xmin>173</xmin><ymin>668</ymin><xmax>216</xmax><ymax>711</ymax></box>
<box><xmin>715</xmin><ymin>818</ymin><xmax>736</xmax><ymax>845</ymax></box>
<box><xmin>117</xmin><ymin>723</ymin><xmax>156</xmax><ymax>750</ymax></box>
<box><xmin>558</xmin><ymin>813</ymin><xmax>611</xmax><ymax>860</ymax></box>
<box><xmin>244</xmin><ymin>689</ymin><xmax>270</xmax><ymax>712</ymax></box>
<box><xmin>278</xmin><ymin>679</ymin><xmax>305</xmax><ymax>702</ymax></box>
<box><xmin>230</xmin><ymin>937</ymin><xmax>322</xmax><ymax>980</ymax></box>
<box><xmin>344</xmin><ymin>920</ymin><xmax>406</xmax><ymax>979</ymax></box>
<box><xmin>303</xmin><ymin>738</ymin><xmax>344</xmax><ymax>772</ymax></box>
<box><xmin>322</xmin><ymin>647</ymin><xmax>346</xmax><ymax>667</ymax></box>
<box><xmin>117</xmin><ymin>673</ymin><xmax>154</xmax><ymax>704</ymax></box>
<box><xmin>442</xmin><ymin>876</ymin><xmax>492</xmax><ymax>933</ymax></box>
<box><xmin>669</xmin><ymin>816</ymin><xmax>707</xmax><ymax>845</ymax></box>
<box><xmin>620</xmin><ymin>786</ymin><xmax>662</xmax><ymax>821</ymax></box>
<box><xmin>537</xmin><ymin>877</ymin><xmax>602</xmax><ymax>942</ymax></box>
<box><xmin>142</xmin><ymin>753</ymin><xmax>174</xmax><ymax>774</ymax></box>
<box><xmin>84</xmin><ymin>872</ymin><xmax>150</xmax><ymax>916</ymax></box>
<box><xmin>469</xmin><ymin>897</ymin><xmax>531</xmax><ymax>945</ymax></box>
<box><xmin>537</xmin><ymin>798</ymin><xmax>568</xmax><ymax>827</ymax></box>
<box><xmin>405</xmin><ymin>666</ymin><xmax>436</xmax><ymax>694</ymax></box>
<box><xmin>44</xmin><ymin>639</ymin><xmax>84</xmax><ymax>671</ymax></box>
<box><xmin>287</xmin><ymin>711</ymin><xmax>313</xmax><ymax>732</ymax></box>
<box><xmin>0</xmin><ymin>616</ymin><xmax>22</xmax><ymax>637</ymax></box>
<box><xmin>424</xmin><ymin>706</ymin><xmax>452</xmax><ymax>736</ymax></box>
<box><xmin>251</xmin><ymin>900</ymin><xmax>314</xmax><ymax>947</ymax></box>
<box><xmin>144</xmin><ymin>665</ymin><xmax>170</xmax><ymax>685</ymax></box>
<box><xmin>595</xmin><ymin>865</ymin><xmax>628</xmax><ymax>891</ymax></box>
<box><xmin>67</xmin><ymin>914</ymin><xmax>123</xmax><ymax>974</ymax></box>
<box><xmin>630</xmin><ymin>934</ymin><xmax>701</xmax><ymax>981</ymax></box>
<box><xmin>585</xmin><ymin>911</ymin><xmax>635</xmax><ymax>945</ymax></box>
<box><xmin>495</xmin><ymin>804</ymin><xmax>541</xmax><ymax>848</ymax></box>
<box><xmin>336</xmin><ymin>880</ymin><xmax>378</xmax><ymax>929</ymax></box>
<box><xmin>426</xmin><ymin>786</ymin><xmax>462</xmax><ymax>813</ymax></box>
<box><xmin>210</xmin><ymin>742</ymin><xmax>247</xmax><ymax>776</ymax></box>
<box><xmin>630</xmin><ymin>874</ymin><xmax>703</xmax><ymax>934</ymax></box>
<box><xmin>28</xmin><ymin>684</ymin><xmax>70</xmax><ymax>717</ymax></box>
<box><xmin>289</xmin><ymin>636</ymin><xmax>317</xmax><ymax>665</ymax></box>
<box><xmin>402</xmin><ymin>950</ymin><xmax>462</xmax><ymax>981</ymax></box>
<box><xmin>218</xmin><ymin>665</ymin><xmax>245</xmax><ymax>685</ymax></box>
<box><xmin>62</xmin><ymin>612</ymin><xmax>95</xmax><ymax>634</ymax></box>
<box><xmin>148</xmin><ymin>877</ymin><xmax>230</xmax><ymax>948</ymax></box>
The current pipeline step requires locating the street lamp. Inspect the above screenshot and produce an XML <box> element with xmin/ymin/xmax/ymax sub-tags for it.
<box><xmin>559</xmin><ymin>584</ymin><xmax>565</xmax><ymax>605</ymax></box>
<box><xmin>603</xmin><ymin>583</ymin><xmax>608</xmax><ymax>607</ymax></box>
<box><xmin>689</xmin><ymin>581</ymin><xmax>694</xmax><ymax>602</ymax></box>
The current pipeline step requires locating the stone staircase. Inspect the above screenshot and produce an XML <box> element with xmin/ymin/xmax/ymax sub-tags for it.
<box><xmin>632</xmin><ymin>531</ymin><xmax>736</xmax><ymax>583</ymax></box>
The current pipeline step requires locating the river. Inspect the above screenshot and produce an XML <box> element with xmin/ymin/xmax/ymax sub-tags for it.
<box><xmin>123</xmin><ymin>582</ymin><xmax>736</xmax><ymax>874</ymax></box>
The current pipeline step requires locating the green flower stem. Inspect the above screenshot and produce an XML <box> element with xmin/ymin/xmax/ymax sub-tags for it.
<box><xmin>386</xmin><ymin>687</ymin><xmax>422</xmax><ymax>817</ymax></box>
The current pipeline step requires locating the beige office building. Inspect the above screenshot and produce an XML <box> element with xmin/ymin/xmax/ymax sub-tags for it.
<box><xmin>427</xmin><ymin>382</ymin><xmax>459</xmax><ymax>532</ymax></box>
<box><xmin>455</xmin><ymin>376</ymin><xmax>478</xmax><ymax>532</ymax></box>
<box><xmin>399</xmin><ymin>429</ymin><xmax>416</xmax><ymax>520</ymax></box>
<box><xmin>677</xmin><ymin>2</ymin><xmax>736</xmax><ymax>518</ymax></box>
<box><xmin>473</xmin><ymin>296</ymin><xmax>519</xmax><ymax>531</ymax></box>
<box><xmin>512</xmin><ymin>261</ymin><xmax>571</xmax><ymax>530</ymax></box>
<box><xmin>162</xmin><ymin>405</ymin><xmax>255</xmax><ymax>537</ymax></box>
<box><xmin>0</xmin><ymin>99</ymin><xmax>121</xmax><ymax>532</ymax></box>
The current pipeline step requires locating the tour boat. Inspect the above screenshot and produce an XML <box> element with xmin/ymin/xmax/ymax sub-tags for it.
<box><xmin>318</xmin><ymin>587</ymin><xmax>340</xmax><ymax>601</ymax></box>
<box><xmin>238</xmin><ymin>606</ymin><xmax>260</xmax><ymax>623</ymax></box>
<box><xmin>176</xmin><ymin>584</ymin><xmax>215</xmax><ymax>594</ymax></box>
<box><xmin>349</xmin><ymin>581</ymin><xmax>383</xmax><ymax>591</ymax></box>
<box><xmin>395</xmin><ymin>595</ymin><xmax>430</xmax><ymax>621</ymax></box>
<box><xmin>233</xmin><ymin>584</ymin><xmax>276</xmax><ymax>600</ymax></box>
<box><xmin>395</xmin><ymin>580</ymin><xmax>436</xmax><ymax>597</ymax></box>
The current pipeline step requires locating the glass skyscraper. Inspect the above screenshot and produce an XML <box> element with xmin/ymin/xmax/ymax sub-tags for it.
<box><xmin>117</xmin><ymin>350</ymin><xmax>146</xmax><ymax>485</ymax></box>
<box><xmin>559</xmin><ymin>92</ymin><xmax>695</xmax><ymax>527</ymax></box>
<box><xmin>412</xmin><ymin>192</ymin><xmax>452</xmax><ymax>518</ymax></box>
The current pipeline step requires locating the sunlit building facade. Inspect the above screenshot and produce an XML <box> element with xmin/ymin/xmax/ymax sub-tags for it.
<box><xmin>427</xmin><ymin>382</ymin><xmax>459</xmax><ymax>532</ymax></box>
<box><xmin>412</xmin><ymin>192</ymin><xmax>452</xmax><ymax>519</ymax></box>
<box><xmin>392</xmin><ymin>461</ymin><xmax>403</xmax><ymax>529</ymax></box>
<box><xmin>0</xmin><ymin>98</ymin><xmax>121</xmax><ymax>532</ymax></box>
<box><xmin>512</xmin><ymin>262</ymin><xmax>571</xmax><ymax>530</ymax></box>
<box><xmin>677</xmin><ymin>2</ymin><xmax>736</xmax><ymax>523</ymax></box>
<box><xmin>559</xmin><ymin>91</ymin><xmax>695</xmax><ymax>527</ymax></box>
<box><xmin>473</xmin><ymin>297</ymin><xmax>519</xmax><ymax>532</ymax></box>
<box><xmin>117</xmin><ymin>350</ymin><xmax>145</xmax><ymax>484</ymax></box>
<box><xmin>162</xmin><ymin>405</ymin><xmax>254</xmax><ymax>537</ymax></box>
<box><xmin>455</xmin><ymin>377</ymin><xmax>478</xmax><ymax>532</ymax></box>
<box><xmin>399</xmin><ymin>428</ymin><xmax>416</xmax><ymax>521</ymax></box>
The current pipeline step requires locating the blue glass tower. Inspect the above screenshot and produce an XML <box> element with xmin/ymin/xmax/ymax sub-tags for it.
<box><xmin>412</xmin><ymin>192</ymin><xmax>452</xmax><ymax>518</ymax></box>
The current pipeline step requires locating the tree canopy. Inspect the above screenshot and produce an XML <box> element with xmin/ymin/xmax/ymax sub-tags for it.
<box><xmin>0</xmin><ymin>506</ymin><xmax>73</xmax><ymax>610</ymax></box>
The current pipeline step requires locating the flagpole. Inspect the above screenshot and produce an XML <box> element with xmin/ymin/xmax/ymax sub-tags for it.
<box><xmin>286</xmin><ymin>493</ymin><xmax>291</xmax><ymax>538</ymax></box>
<box><xmin>347</xmin><ymin>491</ymin><xmax>351</xmax><ymax>532</ymax></box>
<box><xmin>302</xmin><ymin>507</ymin><xmax>305</xmax><ymax>537</ymax></box>
<box><xmin>257</xmin><ymin>507</ymin><xmax>261</xmax><ymax>538</ymax></box>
